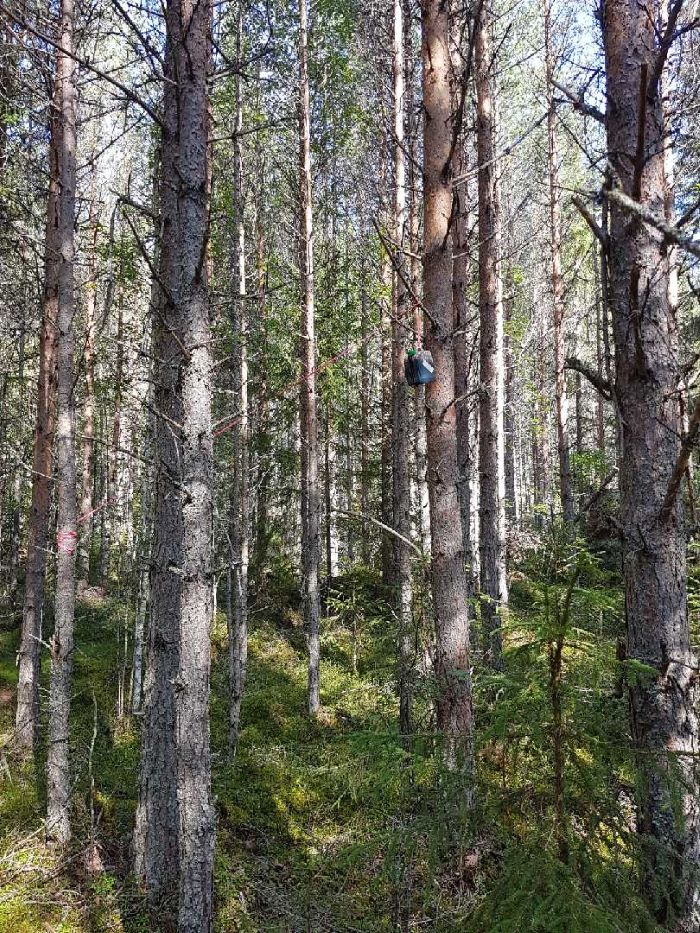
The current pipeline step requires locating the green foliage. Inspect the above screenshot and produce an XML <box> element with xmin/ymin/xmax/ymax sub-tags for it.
<box><xmin>466</xmin><ymin>841</ymin><xmax>657</xmax><ymax>933</ymax></box>
<box><xmin>325</xmin><ymin>567</ymin><xmax>393</xmax><ymax>673</ymax></box>
<box><xmin>469</xmin><ymin>534</ymin><xmax>654</xmax><ymax>932</ymax></box>
<box><xmin>570</xmin><ymin>448</ymin><xmax>610</xmax><ymax>488</ymax></box>
<box><xmin>0</xmin><ymin>540</ymin><xmax>662</xmax><ymax>931</ymax></box>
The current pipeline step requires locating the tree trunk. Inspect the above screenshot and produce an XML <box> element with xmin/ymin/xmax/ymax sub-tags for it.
<box><xmin>229</xmin><ymin>12</ymin><xmax>249</xmax><ymax>753</ymax></box>
<box><xmin>380</xmin><ymin>230</ymin><xmax>394</xmax><ymax>588</ymax></box>
<box><xmin>594</xmin><ymin>246</ymin><xmax>606</xmax><ymax>455</ymax></box>
<box><xmin>46</xmin><ymin>0</ymin><xmax>78</xmax><ymax>844</ymax></box>
<box><xmin>298</xmin><ymin>0</ymin><xmax>322</xmax><ymax>717</ymax></box>
<box><xmin>405</xmin><ymin>8</ymin><xmax>430</xmax><ymax>560</ymax></box>
<box><xmin>134</xmin><ymin>0</ymin><xmax>215</xmax><ymax>923</ymax></box>
<box><xmin>503</xmin><ymin>209</ymin><xmax>517</xmax><ymax>526</ymax></box>
<box><xmin>78</xmin><ymin>169</ymin><xmax>99</xmax><ymax>587</ymax></box>
<box><xmin>324</xmin><ymin>411</ymin><xmax>339</xmax><ymax>577</ymax></box>
<box><xmin>450</xmin><ymin>38</ymin><xmax>474</xmax><ymax>592</ymax></box>
<box><xmin>131</xmin><ymin>157</ymin><xmax>160</xmax><ymax>719</ymax></box>
<box><xmin>131</xmin><ymin>364</ymin><xmax>154</xmax><ymax>719</ymax></box>
<box><xmin>253</xmin><ymin>145</ymin><xmax>270</xmax><ymax>575</ymax></box>
<box><xmin>99</xmin><ymin>298</ymin><xmax>123</xmax><ymax>588</ymax></box>
<box><xmin>544</xmin><ymin>0</ymin><xmax>574</xmax><ymax>524</ymax></box>
<box><xmin>602</xmin><ymin>0</ymin><xmax>700</xmax><ymax>923</ymax></box>
<box><xmin>9</xmin><ymin>324</ymin><xmax>25</xmax><ymax>603</ymax></box>
<box><xmin>392</xmin><ymin>0</ymin><xmax>414</xmax><ymax>742</ymax></box>
<box><xmin>422</xmin><ymin>0</ymin><xmax>473</xmax><ymax>769</ymax></box>
<box><xmin>359</xmin><ymin>250</ymin><xmax>370</xmax><ymax>564</ymax></box>
<box><xmin>476</xmin><ymin>6</ymin><xmax>507</xmax><ymax>667</ymax></box>
<box><xmin>15</xmin><ymin>71</ymin><xmax>60</xmax><ymax>753</ymax></box>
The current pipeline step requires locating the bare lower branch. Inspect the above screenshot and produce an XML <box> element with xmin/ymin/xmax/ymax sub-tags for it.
<box><xmin>334</xmin><ymin>509</ymin><xmax>425</xmax><ymax>559</ymax></box>
<box><xmin>661</xmin><ymin>396</ymin><xmax>700</xmax><ymax>522</ymax></box>
<box><xmin>605</xmin><ymin>188</ymin><xmax>700</xmax><ymax>260</ymax></box>
<box><xmin>649</xmin><ymin>0</ymin><xmax>693</xmax><ymax>99</ymax></box>
<box><xmin>575</xmin><ymin>469</ymin><xmax>618</xmax><ymax>522</ymax></box>
<box><xmin>572</xmin><ymin>196</ymin><xmax>608</xmax><ymax>250</ymax></box>
<box><xmin>116</xmin><ymin>194</ymin><xmax>159</xmax><ymax>223</ymax></box>
<box><xmin>565</xmin><ymin>356</ymin><xmax>612</xmax><ymax>400</ymax></box>
<box><xmin>551</xmin><ymin>78</ymin><xmax>605</xmax><ymax>124</ymax></box>
<box><xmin>0</xmin><ymin>5</ymin><xmax>164</xmax><ymax>129</ymax></box>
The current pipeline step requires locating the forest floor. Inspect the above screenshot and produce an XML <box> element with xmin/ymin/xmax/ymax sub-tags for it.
<box><xmin>0</xmin><ymin>579</ymin><xmax>456</xmax><ymax>932</ymax></box>
<box><xmin>0</xmin><ymin>554</ymin><xmax>672</xmax><ymax>931</ymax></box>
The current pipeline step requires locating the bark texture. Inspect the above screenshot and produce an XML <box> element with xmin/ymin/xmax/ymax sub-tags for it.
<box><xmin>78</xmin><ymin>173</ymin><xmax>98</xmax><ymax>585</ymax></box>
<box><xmin>544</xmin><ymin>0</ymin><xmax>574</xmax><ymax>524</ymax></box>
<box><xmin>228</xmin><ymin>12</ymin><xmax>249</xmax><ymax>753</ymax></box>
<box><xmin>298</xmin><ymin>0</ymin><xmax>322</xmax><ymax>717</ymax></box>
<box><xmin>15</xmin><ymin>74</ymin><xmax>60</xmax><ymax>752</ymax></box>
<box><xmin>392</xmin><ymin>0</ymin><xmax>414</xmax><ymax>742</ymax></box>
<box><xmin>422</xmin><ymin>0</ymin><xmax>473</xmax><ymax>768</ymax></box>
<box><xmin>46</xmin><ymin>0</ymin><xmax>78</xmax><ymax>844</ymax></box>
<box><xmin>602</xmin><ymin>0</ymin><xmax>700</xmax><ymax>924</ymax></box>
<box><xmin>450</xmin><ymin>32</ymin><xmax>474</xmax><ymax>593</ymax></box>
<box><xmin>134</xmin><ymin>0</ymin><xmax>215</xmax><ymax>924</ymax></box>
<box><xmin>476</xmin><ymin>6</ymin><xmax>507</xmax><ymax>667</ymax></box>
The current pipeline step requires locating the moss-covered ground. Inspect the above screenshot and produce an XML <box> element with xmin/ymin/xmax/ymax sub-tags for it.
<box><xmin>0</xmin><ymin>552</ymin><xmax>674</xmax><ymax>931</ymax></box>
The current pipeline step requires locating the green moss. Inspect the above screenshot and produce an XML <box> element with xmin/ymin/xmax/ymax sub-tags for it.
<box><xmin>0</xmin><ymin>551</ymin><xmax>660</xmax><ymax>931</ymax></box>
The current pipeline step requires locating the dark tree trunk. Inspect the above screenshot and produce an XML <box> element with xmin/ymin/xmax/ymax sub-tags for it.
<box><xmin>228</xmin><ymin>12</ymin><xmax>249</xmax><ymax>753</ymax></box>
<box><xmin>450</xmin><ymin>33</ymin><xmax>474</xmax><ymax>591</ymax></box>
<box><xmin>544</xmin><ymin>0</ymin><xmax>574</xmax><ymax>524</ymax></box>
<box><xmin>46</xmin><ymin>0</ymin><xmax>78</xmax><ymax>844</ymax></box>
<box><xmin>78</xmin><ymin>171</ymin><xmax>98</xmax><ymax>587</ymax></box>
<box><xmin>134</xmin><ymin>0</ymin><xmax>215</xmax><ymax>924</ymax></box>
<box><xmin>15</xmin><ymin>70</ymin><xmax>60</xmax><ymax>753</ymax></box>
<box><xmin>602</xmin><ymin>0</ymin><xmax>700</xmax><ymax>924</ymax></box>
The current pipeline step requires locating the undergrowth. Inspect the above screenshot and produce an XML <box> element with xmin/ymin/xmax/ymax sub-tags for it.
<box><xmin>0</xmin><ymin>543</ymin><xmax>662</xmax><ymax>931</ymax></box>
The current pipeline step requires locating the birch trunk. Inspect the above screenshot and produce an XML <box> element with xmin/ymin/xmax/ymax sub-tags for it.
<box><xmin>392</xmin><ymin>0</ymin><xmax>414</xmax><ymax>741</ymax></box>
<box><xmin>298</xmin><ymin>0</ymin><xmax>322</xmax><ymax>717</ymax></box>
<box><xmin>229</xmin><ymin>13</ymin><xmax>249</xmax><ymax>752</ymax></box>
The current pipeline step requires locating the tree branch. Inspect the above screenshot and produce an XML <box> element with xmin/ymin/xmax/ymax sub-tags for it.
<box><xmin>575</xmin><ymin>470</ymin><xmax>618</xmax><ymax>523</ymax></box>
<box><xmin>605</xmin><ymin>187</ymin><xmax>700</xmax><ymax>260</ymax></box>
<box><xmin>0</xmin><ymin>5</ymin><xmax>164</xmax><ymax>129</ymax></box>
<box><xmin>660</xmin><ymin>395</ymin><xmax>700</xmax><ymax>522</ymax></box>
<box><xmin>572</xmin><ymin>196</ymin><xmax>608</xmax><ymax>251</ymax></box>
<box><xmin>334</xmin><ymin>509</ymin><xmax>425</xmax><ymax>559</ymax></box>
<box><xmin>649</xmin><ymin>0</ymin><xmax>691</xmax><ymax>100</ymax></box>
<box><xmin>551</xmin><ymin>78</ymin><xmax>605</xmax><ymax>124</ymax></box>
<box><xmin>565</xmin><ymin>356</ymin><xmax>612</xmax><ymax>400</ymax></box>
<box><xmin>116</xmin><ymin>193</ymin><xmax>159</xmax><ymax>223</ymax></box>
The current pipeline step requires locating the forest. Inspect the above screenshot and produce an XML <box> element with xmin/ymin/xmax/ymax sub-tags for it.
<box><xmin>0</xmin><ymin>0</ymin><xmax>699</xmax><ymax>928</ymax></box>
